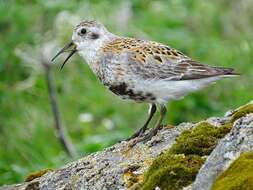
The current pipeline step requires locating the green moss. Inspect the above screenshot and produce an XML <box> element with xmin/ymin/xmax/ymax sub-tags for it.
<box><xmin>169</xmin><ymin>103</ymin><xmax>253</xmax><ymax>157</ymax></box>
<box><xmin>139</xmin><ymin>122</ymin><xmax>229</xmax><ymax>190</ymax></box>
<box><xmin>169</xmin><ymin>122</ymin><xmax>232</xmax><ymax>156</ymax></box>
<box><xmin>25</xmin><ymin>169</ymin><xmax>53</xmax><ymax>182</ymax></box>
<box><xmin>140</xmin><ymin>154</ymin><xmax>204</xmax><ymax>190</ymax></box>
<box><xmin>139</xmin><ymin>103</ymin><xmax>253</xmax><ymax>189</ymax></box>
<box><xmin>231</xmin><ymin>103</ymin><xmax>253</xmax><ymax>123</ymax></box>
<box><xmin>212</xmin><ymin>152</ymin><xmax>253</xmax><ymax>190</ymax></box>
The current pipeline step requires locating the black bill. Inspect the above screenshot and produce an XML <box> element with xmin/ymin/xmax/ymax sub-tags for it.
<box><xmin>51</xmin><ymin>40</ymin><xmax>77</xmax><ymax>70</ymax></box>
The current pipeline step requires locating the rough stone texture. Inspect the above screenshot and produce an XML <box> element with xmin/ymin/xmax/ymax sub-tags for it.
<box><xmin>1</xmin><ymin>101</ymin><xmax>253</xmax><ymax>190</ymax></box>
<box><xmin>192</xmin><ymin>113</ymin><xmax>253</xmax><ymax>190</ymax></box>
<box><xmin>1</xmin><ymin>123</ymin><xmax>195</xmax><ymax>190</ymax></box>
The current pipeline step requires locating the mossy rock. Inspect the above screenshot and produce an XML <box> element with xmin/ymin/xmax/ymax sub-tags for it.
<box><xmin>231</xmin><ymin>103</ymin><xmax>253</xmax><ymax>123</ymax></box>
<box><xmin>169</xmin><ymin>103</ymin><xmax>253</xmax><ymax>157</ymax></box>
<box><xmin>140</xmin><ymin>154</ymin><xmax>204</xmax><ymax>190</ymax></box>
<box><xmin>212</xmin><ymin>152</ymin><xmax>253</xmax><ymax>190</ymax></box>
<box><xmin>140</xmin><ymin>103</ymin><xmax>253</xmax><ymax>190</ymax></box>
<box><xmin>139</xmin><ymin>121</ymin><xmax>223</xmax><ymax>190</ymax></box>
<box><xmin>25</xmin><ymin>168</ymin><xmax>53</xmax><ymax>182</ymax></box>
<box><xmin>169</xmin><ymin>122</ymin><xmax>231</xmax><ymax>156</ymax></box>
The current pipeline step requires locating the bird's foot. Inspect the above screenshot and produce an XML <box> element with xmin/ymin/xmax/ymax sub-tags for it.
<box><xmin>123</xmin><ymin>127</ymin><xmax>146</xmax><ymax>142</ymax></box>
<box><xmin>128</xmin><ymin>126</ymin><xmax>161</xmax><ymax>147</ymax></box>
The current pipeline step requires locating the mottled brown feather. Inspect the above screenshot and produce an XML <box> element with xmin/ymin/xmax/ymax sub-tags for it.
<box><xmin>102</xmin><ymin>38</ymin><xmax>238</xmax><ymax>80</ymax></box>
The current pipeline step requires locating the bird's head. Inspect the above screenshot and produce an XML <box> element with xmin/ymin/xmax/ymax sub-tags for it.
<box><xmin>52</xmin><ymin>20</ymin><xmax>113</xmax><ymax>69</ymax></box>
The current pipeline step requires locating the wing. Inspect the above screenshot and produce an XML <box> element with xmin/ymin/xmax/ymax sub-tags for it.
<box><xmin>102</xmin><ymin>38</ymin><xmax>237</xmax><ymax>81</ymax></box>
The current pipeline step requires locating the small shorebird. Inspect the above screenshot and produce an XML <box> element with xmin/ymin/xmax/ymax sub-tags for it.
<box><xmin>52</xmin><ymin>20</ymin><xmax>238</xmax><ymax>145</ymax></box>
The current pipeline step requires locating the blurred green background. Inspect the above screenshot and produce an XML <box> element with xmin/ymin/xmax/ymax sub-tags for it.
<box><xmin>0</xmin><ymin>0</ymin><xmax>252</xmax><ymax>185</ymax></box>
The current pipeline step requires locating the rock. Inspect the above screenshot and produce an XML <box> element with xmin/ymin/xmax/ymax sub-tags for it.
<box><xmin>0</xmin><ymin>123</ymin><xmax>194</xmax><ymax>190</ymax></box>
<box><xmin>212</xmin><ymin>152</ymin><xmax>253</xmax><ymax>189</ymax></box>
<box><xmin>1</xmin><ymin>101</ymin><xmax>253</xmax><ymax>190</ymax></box>
<box><xmin>183</xmin><ymin>185</ymin><xmax>192</xmax><ymax>190</ymax></box>
<box><xmin>192</xmin><ymin>113</ymin><xmax>253</xmax><ymax>190</ymax></box>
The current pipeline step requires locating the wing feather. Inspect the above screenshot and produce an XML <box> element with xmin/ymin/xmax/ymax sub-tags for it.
<box><xmin>102</xmin><ymin>38</ymin><xmax>238</xmax><ymax>81</ymax></box>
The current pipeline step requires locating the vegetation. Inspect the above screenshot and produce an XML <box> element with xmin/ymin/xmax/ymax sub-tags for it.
<box><xmin>24</xmin><ymin>168</ymin><xmax>53</xmax><ymax>182</ymax></box>
<box><xmin>231</xmin><ymin>103</ymin><xmax>253</xmax><ymax>123</ymax></box>
<box><xmin>140</xmin><ymin>103</ymin><xmax>253</xmax><ymax>189</ymax></box>
<box><xmin>212</xmin><ymin>152</ymin><xmax>253</xmax><ymax>190</ymax></box>
<box><xmin>140</xmin><ymin>154</ymin><xmax>204</xmax><ymax>190</ymax></box>
<box><xmin>139</xmin><ymin>122</ymin><xmax>223</xmax><ymax>190</ymax></box>
<box><xmin>169</xmin><ymin>122</ymin><xmax>231</xmax><ymax>156</ymax></box>
<box><xmin>0</xmin><ymin>0</ymin><xmax>252</xmax><ymax>185</ymax></box>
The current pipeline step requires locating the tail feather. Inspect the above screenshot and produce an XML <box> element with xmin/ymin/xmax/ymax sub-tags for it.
<box><xmin>214</xmin><ymin>67</ymin><xmax>240</xmax><ymax>76</ymax></box>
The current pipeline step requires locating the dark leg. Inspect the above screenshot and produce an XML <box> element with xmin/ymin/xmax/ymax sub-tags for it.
<box><xmin>130</xmin><ymin>105</ymin><xmax>167</xmax><ymax>146</ymax></box>
<box><xmin>125</xmin><ymin>104</ymin><xmax>157</xmax><ymax>141</ymax></box>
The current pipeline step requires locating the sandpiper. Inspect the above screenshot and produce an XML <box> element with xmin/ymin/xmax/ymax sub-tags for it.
<box><xmin>52</xmin><ymin>20</ymin><xmax>239</xmax><ymax>145</ymax></box>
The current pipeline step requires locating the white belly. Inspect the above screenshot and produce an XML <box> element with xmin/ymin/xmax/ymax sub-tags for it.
<box><xmin>132</xmin><ymin>76</ymin><xmax>222</xmax><ymax>104</ymax></box>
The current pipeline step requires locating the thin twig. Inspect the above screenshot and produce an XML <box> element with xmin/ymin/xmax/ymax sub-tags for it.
<box><xmin>44</xmin><ymin>64</ymin><xmax>77</xmax><ymax>158</ymax></box>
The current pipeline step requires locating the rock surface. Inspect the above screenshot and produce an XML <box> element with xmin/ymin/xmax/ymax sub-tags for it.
<box><xmin>192</xmin><ymin>113</ymin><xmax>253</xmax><ymax>190</ymax></box>
<box><xmin>1</xmin><ymin>123</ymin><xmax>194</xmax><ymax>190</ymax></box>
<box><xmin>1</xmin><ymin>101</ymin><xmax>253</xmax><ymax>190</ymax></box>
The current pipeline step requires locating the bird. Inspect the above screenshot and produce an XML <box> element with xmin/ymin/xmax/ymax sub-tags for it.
<box><xmin>52</xmin><ymin>20</ymin><xmax>239</xmax><ymax>145</ymax></box>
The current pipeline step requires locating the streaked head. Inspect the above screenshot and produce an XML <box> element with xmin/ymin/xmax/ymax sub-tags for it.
<box><xmin>52</xmin><ymin>20</ymin><xmax>113</xmax><ymax>69</ymax></box>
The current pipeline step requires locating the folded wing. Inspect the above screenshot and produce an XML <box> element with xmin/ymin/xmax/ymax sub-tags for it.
<box><xmin>102</xmin><ymin>38</ymin><xmax>238</xmax><ymax>81</ymax></box>
<box><xmin>126</xmin><ymin>42</ymin><xmax>238</xmax><ymax>81</ymax></box>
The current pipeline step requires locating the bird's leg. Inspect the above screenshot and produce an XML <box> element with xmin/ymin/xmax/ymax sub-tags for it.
<box><xmin>125</xmin><ymin>104</ymin><xmax>157</xmax><ymax>141</ymax></box>
<box><xmin>130</xmin><ymin>105</ymin><xmax>167</xmax><ymax>146</ymax></box>
<box><xmin>143</xmin><ymin>105</ymin><xmax>167</xmax><ymax>141</ymax></box>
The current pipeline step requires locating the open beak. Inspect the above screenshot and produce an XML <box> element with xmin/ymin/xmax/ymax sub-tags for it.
<box><xmin>51</xmin><ymin>40</ymin><xmax>77</xmax><ymax>70</ymax></box>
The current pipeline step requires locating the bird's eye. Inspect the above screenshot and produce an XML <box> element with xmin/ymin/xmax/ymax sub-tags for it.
<box><xmin>80</xmin><ymin>28</ymin><xmax>87</xmax><ymax>35</ymax></box>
